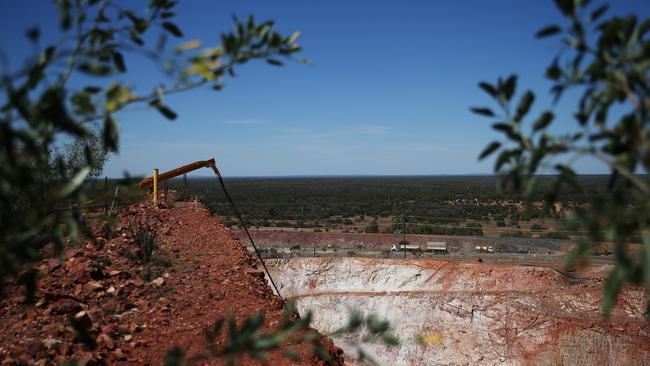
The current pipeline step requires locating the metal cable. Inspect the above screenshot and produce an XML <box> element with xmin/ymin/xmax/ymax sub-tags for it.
<box><xmin>208</xmin><ymin>163</ymin><xmax>284</xmax><ymax>300</ymax></box>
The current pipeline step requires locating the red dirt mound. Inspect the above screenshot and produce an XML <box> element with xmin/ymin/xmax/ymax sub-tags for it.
<box><xmin>0</xmin><ymin>201</ymin><xmax>343</xmax><ymax>365</ymax></box>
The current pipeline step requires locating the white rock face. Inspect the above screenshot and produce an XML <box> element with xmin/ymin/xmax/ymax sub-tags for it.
<box><xmin>267</xmin><ymin>258</ymin><xmax>650</xmax><ymax>366</ymax></box>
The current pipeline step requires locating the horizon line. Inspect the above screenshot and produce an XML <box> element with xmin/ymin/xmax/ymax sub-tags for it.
<box><xmin>104</xmin><ymin>173</ymin><xmax>621</xmax><ymax>179</ymax></box>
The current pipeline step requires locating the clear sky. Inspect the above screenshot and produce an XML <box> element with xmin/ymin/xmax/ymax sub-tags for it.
<box><xmin>1</xmin><ymin>1</ymin><xmax>648</xmax><ymax>177</ymax></box>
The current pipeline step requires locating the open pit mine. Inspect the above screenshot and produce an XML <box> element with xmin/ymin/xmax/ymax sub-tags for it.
<box><xmin>267</xmin><ymin>257</ymin><xmax>650</xmax><ymax>366</ymax></box>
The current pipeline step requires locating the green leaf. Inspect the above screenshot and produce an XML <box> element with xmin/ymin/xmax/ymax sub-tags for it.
<box><xmin>524</xmin><ymin>177</ymin><xmax>539</xmax><ymax>200</ymax></box>
<box><xmin>639</xmin><ymin>18</ymin><xmax>650</xmax><ymax>37</ymax></box>
<box><xmin>78</xmin><ymin>63</ymin><xmax>112</xmax><ymax>76</ymax></box>
<box><xmin>38</xmin><ymin>87</ymin><xmax>86</xmax><ymax>136</ymax></box>
<box><xmin>589</xmin><ymin>4</ymin><xmax>608</xmax><ymax>22</ymax></box>
<box><xmin>112</xmin><ymin>52</ymin><xmax>126</xmax><ymax>72</ymax></box>
<box><xmin>123</xmin><ymin>11</ymin><xmax>148</xmax><ymax>33</ymax></box>
<box><xmin>470</xmin><ymin>107</ymin><xmax>495</xmax><ymax>117</ymax></box>
<box><xmin>243</xmin><ymin>312</ymin><xmax>264</xmax><ymax>331</ymax></box>
<box><xmin>59</xmin><ymin>167</ymin><xmax>91</xmax><ymax>198</ymax></box>
<box><xmin>479</xmin><ymin>142</ymin><xmax>501</xmax><ymax>160</ymax></box>
<box><xmin>529</xmin><ymin>149</ymin><xmax>545</xmax><ymax>173</ymax></box>
<box><xmin>478</xmin><ymin>82</ymin><xmax>498</xmax><ymax>97</ymax></box>
<box><xmin>288</xmin><ymin>31</ymin><xmax>301</xmax><ymax>44</ymax></box>
<box><xmin>602</xmin><ymin>266</ymin><xmax>623</xmax><ymax>316</ymax></box>
<box><xmin>206</xmin><ymin>318</ymin><xmax>224</xmax><ymax>341</ymax></box>
<box><xmin>162</xmin><ymin>21</ymin><xmax>183</xmax><ymax>37</ymax></box>
<box><xmin>546</xmin><ymin>58</ymin><xmax>562</xmax><ymax>80</ymax></box>
<box><xmin>249</xmin><ymin>350</ymin><xmax>268</xmax><ymax>361</ymax></box>
<box><xmin>533</xmin><ymin>111</ymin><xmax>554</xmax><ymax>132</ymax></box>
<box><xmin>502</xmin><ymin>75</ymin><xmax>517</xmax><ymax>101</ymax></box>
<box><xmin>164</xmin><ymin>347</ymin><xmax>185</xmax><ymax>366</ymax></box>
<box><xmin>69</xmin><ymin>311</ymin><xmax>97</xmax><ymax>350</ymax></box>
<box><xmin>492</xmin><ymin>123</ymin><xmax>513</xmax><ymax>134</ymax></box>
<box><xmin>71</xmin><ymin>93</ymin><xmax>96</xmax><ymax>115</ymax></box>
<box><xmin>255</xmin><ymin>336</ymin><xmax>282</xmax><ymax>350</ymax></box>
<box><xmin>337</xmin><ymin>312</ymin><xmax>362</xmax><ymax>334</ymax></box>
<box><xmin>382</xmin><ymin>334</ymin><xmax>400</xmax><ymax>346</ymax></box>
<box><xmin>266</xmin><ymin>59</ymin><xmax>284</xmax><ymax>66</ymax></box>
<box><xmin>553</xmin><ymin>0</ymin><xmax>575</xmax><ymax>16</ymax></box>
<box><xmin>56</xmin><ymin>0</ymin><xmax>72</xmax><ymax>30</ymax></box>
<box><xmin>40</xmin><ymin>46</ymin><xmax>56</xmax><ymax>66</ymax></box>
<box><xmin>154</xmin><ymin>104</ymin><xmax>177</xmax><ymax>120</ymax></box>
<box><xmin>130</xmin><ymin>32</ymin><xmax>145</xmax><ymax>46</ymax></box>
<box><xmin>366</xmin><ymin>314</ymin><xmax>389</xmax><ymax>334</ymax></box>
<box><xmin>283</xmin><ymin>350</ymin><xmax>301</xmax><ymax>361</ymax></box>
<box><xmin>515</xmin><ymin>91</ymin><xmax>535</xmax><ymax>121</ymax></box>
<box><xmin>311</xmin><ymin>344</ymin><xmax>332</xmax><ymax>362</ymax></box>
<box><xmin>83</xmin><ymin>86</ymin><xmax>102</xmax><ymax>94</ymax></box>
<box><xmin>494</xmin><ymin>150</ymin><xmax>512</xmax><ymax>171</ymax></box>
<box><xmin>26</xmin><ymin>27</ymin><xmax>40</xmax><ymax>41</ymax></box>
<box><xmin>556</xmin><ymin>164</ymin><xmax>580</xmax><ymax>191</ymax></box>
<box><xmin>175</xmin><ymin>40</ymin><xmax>202</xmax><ymax>52</ymax></box>
<box><xmin>536</xmin><ymin>25</ymin><xmax>562</xmax><ymax>38</ymax></box>
<box><xmin>102</xmin><ymin>114</ymin><xmax>120</xmax><ymax>152</ymax></box>
<box><xmin>18</xmin><ymin>267</ymin><xmax>38</xmax><ymax>304</ymax></box>
<box><xmin>302</xmin><ymin>331</ymin><xmax>319</xmax><ymax>343</ymax></box>
<box><xmin>642</xmin><ymin>233</ymin><xmax>650</xmax><ymax>292</ymax></box>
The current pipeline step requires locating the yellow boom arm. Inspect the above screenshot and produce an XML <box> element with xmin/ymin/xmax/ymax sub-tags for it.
<box><xmin>138</xmin><ymin>158</ymin><xmax>216</xmax><ymax>189</ymax></box>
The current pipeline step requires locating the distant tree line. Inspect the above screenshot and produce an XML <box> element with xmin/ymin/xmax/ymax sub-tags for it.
<box><xmin>171</xmin><ymin>175</ymin><xmax>610</xmax><ymax>226</ymax></box>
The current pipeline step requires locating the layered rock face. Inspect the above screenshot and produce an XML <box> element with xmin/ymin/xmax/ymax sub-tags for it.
<box><xmin>267</xmin><ymin>258</ymin><xmax>650</xmax><ymax>366</ymax></box>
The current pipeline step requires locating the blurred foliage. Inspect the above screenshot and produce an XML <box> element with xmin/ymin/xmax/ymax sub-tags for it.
<box><xmin>163</xmin><ymin>301</ymin><xmax>398</xmax><ymax>366</ymax></box>
<box><xmin>0</xmin><ymin>0</ymin><xmax>304</xmax><ymax>296</ymax></box>
<box><xmin>331</xmin><ymin>312</ymin><xmax>400</xmax><ymax>366</ymax></box>
<box><xmin>472</xmin><ymin>0</ymin><xmax>650</xmax><ymax>315</ymax></box>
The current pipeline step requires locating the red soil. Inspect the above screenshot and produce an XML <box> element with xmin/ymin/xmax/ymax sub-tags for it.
<box><xmin>0</xmin><ymin>201</ymin><xmax>343</xmax><ymax>365</ymax></box>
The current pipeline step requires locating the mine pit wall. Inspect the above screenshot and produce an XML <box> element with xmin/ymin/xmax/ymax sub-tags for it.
<box><xmin>266</xmin><ymin>257</ymin><xmax>650</xmax><ymax>366</ymax></box>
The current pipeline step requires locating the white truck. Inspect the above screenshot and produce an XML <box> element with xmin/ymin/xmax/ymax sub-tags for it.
<box><xmin>474</xmin><ymin>245</ymin><xmax>494</xmax><ymax>253</ymax></box>
<box><xmin>391</xmin><ymin>242</ymin><xmax>448</xmax><ymax>253</ymax></box>
<box><xmin>425</xmin><ymin>241</ymin><xmax>448</xmax><ymax>253</ymax></box>
<box><xmin>391</xmin><ymin>244</ymin><xmax>419</xmax><ymax>251</ymax></box>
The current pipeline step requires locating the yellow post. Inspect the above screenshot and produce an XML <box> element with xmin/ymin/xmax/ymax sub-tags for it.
<box><xmin>153</xmin><ymin>168</ymin><xmax>159</xmax><ymax>205</ymax></box>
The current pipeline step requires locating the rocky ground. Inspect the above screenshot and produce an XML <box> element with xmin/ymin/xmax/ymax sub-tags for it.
<box><xmin>268</xmin><ymin>257</ymin><xmax>650</xmax><ymax>366</ymax></box>
<box><xmin>0</xmin><ymin>200</ymin><xmax>343</xmax><ymax>365</ymax></box>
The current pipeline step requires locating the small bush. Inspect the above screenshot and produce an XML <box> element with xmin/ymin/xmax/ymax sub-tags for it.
<box><xmin>540</xmin><ymin>231</ymin><xmax>570</xmax><ymax>240</ymax></box>
<box><xmin>130</xmin><ymin>224</ymin><xmax>158</xmax><ymax>263</ymax></box>
<box><xmin>100</xmin><ymin>221</ymin><xmax>115</xmax><ymax>239</ymax></box>
<box><xmin>500</xmin><ymin>230</ymin><xmax>530</xmax><ymax>238</ymax></box>
<box><xmin>364</xmin><ymin>221</ymin><xmax>379</xmax><ymax>233</ymax></box>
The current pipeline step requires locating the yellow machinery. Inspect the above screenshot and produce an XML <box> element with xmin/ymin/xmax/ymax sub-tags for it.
<box><xmin>137</xmin><ymin>157</ymin><xmax>284</xmax><ymax>297</ymax></box>
<box><xmin>138</xmin><ymin>158</ymin><xmax>218</xmax><ymax>204</ymax></box>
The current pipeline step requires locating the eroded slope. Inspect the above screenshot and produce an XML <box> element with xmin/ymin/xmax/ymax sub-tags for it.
<box><xmin>268</xmin><ymin>257</ymin><xmax>650</xmax><ymax>366</ymax></box>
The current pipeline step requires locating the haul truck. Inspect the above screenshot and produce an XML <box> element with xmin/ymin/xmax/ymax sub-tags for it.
<box><xmin>391</xmin><ymin>242</ymin><xmax>448</xmax><ymax>253</ymax></box>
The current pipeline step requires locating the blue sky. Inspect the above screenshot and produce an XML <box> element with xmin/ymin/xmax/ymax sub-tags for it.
<box><xmin>1</xmin><ymin>1</ymin><xmax>648</xmax><ymax>177</ymax></box>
